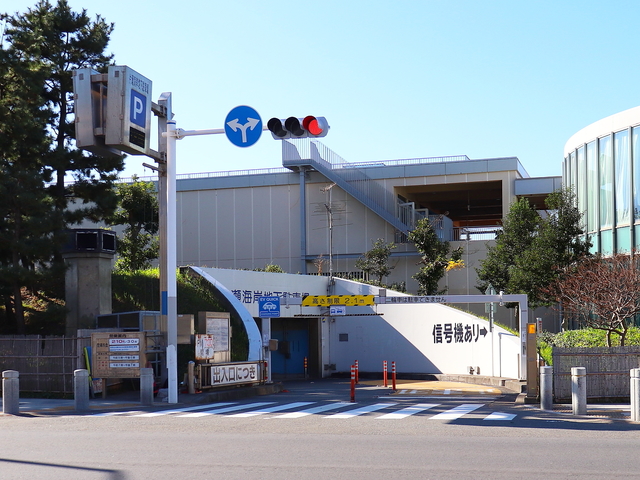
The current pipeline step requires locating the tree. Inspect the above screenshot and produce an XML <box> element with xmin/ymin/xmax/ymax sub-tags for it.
<box><xmin>355</xmin><ymin>238</ymin><xmax>396</xmax><ymax>284</ymax></box>
<box><xmin>547</xmin><ymin>253</ymin><xmax>640</xmax><ymax>346</ymax></box>
<box><xmin>107</xmin><ymin>177</ymin><xmax>159</xmax><ymax>272</ymax></box>
<box><xmin>2</xmin><ymin>0</ymin><xmax>124</xmax><ymax>224</ymax></box>
<box><xmin>0</xmin><ymin>1</ymin><xmax>122</xmax><ymax>332</ymax></box>
<box><xmin>476</xmin><ymin>189</ymin><xmax>591</xmax><ymax>308</ymax></box>
<box><xmin>408</xmin><ymin>218</ymin><xmax>463</xmax><ymax>295</ymax></box>
<box><xmin>0</xmin><ymin>45</ymin><xmax>57</xmax><ymax>333</ymax></box>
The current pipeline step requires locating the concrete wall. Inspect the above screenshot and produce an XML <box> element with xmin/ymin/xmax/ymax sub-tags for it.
<box><xmin>196</xmin><ymin>268</ymin><xmax>521</xmax><ymax>379</ymax></box>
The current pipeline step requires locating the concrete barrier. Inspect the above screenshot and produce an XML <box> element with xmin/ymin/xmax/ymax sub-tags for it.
<box><xmin>2</xmin><ymin>370</ymin><xmax>19</xmax><ymax>415</ymax></box>
<box><xmin>140</xmin><ymin>368</ymin><xmax>154</xmax><ymax>406</ymax></box>
<box><xmin>74</xmin><ymin>369</ymin><xmax>90</xmax><ymax>412</ymax></box>
<box><xmin>571</xmin><ymin>367</ymin><xmax>587</xmax><ymax>415</ymax></box>
<box><xmin>631</xmin><ymin>368</ymin><xmax>640</xmax><ymax>422</ymax></box>
<box><xmin>540</xmin><ymin>366</ymin><xmax>553</xmax><ymax>410</ymax></box>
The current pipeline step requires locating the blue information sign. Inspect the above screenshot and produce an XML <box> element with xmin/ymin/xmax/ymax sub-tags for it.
<box><xmin>224</xmin><ymin>105</ymin><xmax>262</xmax><ymax>147</ymax></box>
<box><xmin>258</xmin><ymin>296</ymin><xmax>281</xmax><ymax>318</ymax></box>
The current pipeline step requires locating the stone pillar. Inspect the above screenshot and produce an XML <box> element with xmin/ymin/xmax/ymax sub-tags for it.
<box><xmin>62</xmin><ymin>229</ymin><xmax>116</xmax><ymax>337</ymax></box>
<box><xmin>74</xmin><ymin>369</ymin><xmax>90</xmax><ymax>412</ymax></box>
<box><xmin>571</xmin><ymin>366</ymin><xmax>587</xmax><ymax>415</ymax></box>
<box><xmin>140</xmin><ymin>368</ymin><xmax>154</xmax><ymax>407</ymax></box>
<box><xmin>2</xmin><ymin>370</ymin><xmax>20</xmax><ymax>415</ymax></box>
<box><xmin>540</xmin><ymin>366</ymin><xmax>553</xmax><ymax>411</ymax></box>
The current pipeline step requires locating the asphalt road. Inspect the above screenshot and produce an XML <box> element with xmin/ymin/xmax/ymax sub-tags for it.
<box><xmin>1</xmin><ymin>380</ymin><xmax>638</xmax><ymax>479</ymax></box>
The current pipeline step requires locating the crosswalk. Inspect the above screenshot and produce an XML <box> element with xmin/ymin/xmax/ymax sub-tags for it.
<box><xmin>90</xmin><ymin>401</ymin><xmax>517</xmax><ymax>421</ymax></box>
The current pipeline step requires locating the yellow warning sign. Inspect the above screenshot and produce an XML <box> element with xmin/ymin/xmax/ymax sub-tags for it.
<box><xmin>301</xmin><ymin>295</ymin><xmax>375</xmax><ymax>307</ymax></box>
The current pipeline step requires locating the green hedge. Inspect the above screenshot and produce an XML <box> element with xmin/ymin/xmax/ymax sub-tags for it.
<box><xmin>537</xmin><ymin>327</ymin><xmax>640</xmax><ymax>365</ymax></box>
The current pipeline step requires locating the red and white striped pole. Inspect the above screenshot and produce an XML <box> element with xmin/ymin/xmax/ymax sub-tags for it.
<box><xmin>355</xmin><ymin>360</ymin><xmax>359</xmax><ymax>384</ymax></box>
<box><xmin>350</xmin><ymin>364</ymin><xmax>356</xmax><ymax>402</ymax></box>
<box><xmin>392</xmin><ymin>361</ymin><xmax>397</xmax><ymax>391</ymax></box>
<box><xmin>383</xmin><ymin>360</ymin><xmax>388</xmax><ymax>387</ymax></box>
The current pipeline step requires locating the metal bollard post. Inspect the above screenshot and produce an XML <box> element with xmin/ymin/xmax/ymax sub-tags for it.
<box><xmin>631</xmin><ymin>368</ymin><xmax>640</xmax><ymax>422</ymax></box>
<box><xmin>540</xmin><ymin>366</ymin><xmax>553</xmax><ymax>411</ymax></box>
<box><xmin>2</xmin><ymin>370</ymin><xmax>19</xmax><ymax>415</ymax></box>
<box><xmin>140</xmin><ymin>368</ymin><xmax>154</xmax><ymax>407</ymax></box>
<box><xmin>188</xmin><ymin>361</ymin><xmax>196</xmax><ymax>395</ymax></box>
<box><xmin>571</xmin><ymin>366</ymin><xmax>587</xmax><ymax>415</ymax></box>
<box><xmin>74</xmin><ymin>369</ymin><xmax>90</xmax><ymax>412</ymax></box>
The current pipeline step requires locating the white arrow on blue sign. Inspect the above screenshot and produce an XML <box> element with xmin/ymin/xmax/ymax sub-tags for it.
<box><xmin>225</xmin><ymin>105</ymin><xmax>262</xmax><ymax>147</ymax></box>
<box><xmin>258</xmin><ymin>296</ymin><xmax>281</xmax><ymax>318</ymax></box>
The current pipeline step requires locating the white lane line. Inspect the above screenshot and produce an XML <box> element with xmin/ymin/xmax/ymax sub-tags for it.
<box><xmin>377</xmin><ymin>403</ymin><xmax>440</xmax><ymax>419</ymax></box>
<box><xmin>484</xmin><ymin>411</ymin><xmax>516</xmax><ymax>421</ymax></box>
<box><xmin>92</xmin><ymin>411</ymin><xmax>139</xmax><ymax>417</ymax></box>
<box><xmin>133</xmin><ymin>403</ymin><xmax>236</xmax><ymax>417</ymax></box>
<box><xmin>325</xmin><ymin>403</ymin><xmax>396</xmax><ymax>419</ymax></box>
<box><xmin>430</xmin><ymin>403</ymin><xmax>483</xmax><ymax>420</ymax></box>
<box><xmin>275</xmin><ymin>402</ymin><xmax>352</xmax><ymax>419</ymax></box>
<box><xmin>178</xmin><ymin>402</ymin><xmax>275</xmax><ymax>418</ymax></box>
<box><xmin>228</xmin><ymin>402</ymin><xmax>315</xmax><ymax>418</ymax></box>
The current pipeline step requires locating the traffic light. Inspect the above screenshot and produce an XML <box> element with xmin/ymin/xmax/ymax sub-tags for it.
<box><xmin>267</xmin><ymin>116</ymin><xmax>329</xmax><ymax>139</ymax></box>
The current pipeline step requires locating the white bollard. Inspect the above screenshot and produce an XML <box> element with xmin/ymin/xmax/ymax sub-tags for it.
<box><xmin>140</xmin><ymin>368</ymin><xmax>154</xmax><ymax>407</ymax></box>
<box><xmin>631</xmin><ymin>368</ymin><xmax>640</xmax><ymax>422</ymax></box>
<box><xmin>2</xmin><ymin>370</ymin><xmax>20</xmax><ymax>415</ymax></box>
<box><xmin>74</xmin><ymin>369</ymin><xmax>90</xmax><ymax>412</ymax></box>
<box><xmin>571</xmin><ymin>366</ymin><xmax>587</xmax><ymax>416</ymax></box>
<box><xmin>540</xmin><ymin>366</ymin><xmax>553</xmax><ymax>411</ymax></box>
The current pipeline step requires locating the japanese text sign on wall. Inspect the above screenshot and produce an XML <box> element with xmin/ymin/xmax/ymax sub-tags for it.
<box><xmin>302</xmin><ymin>295</ymin><xmax>375</xmax><ymax>307</ymax></box>
<box><xmin>91</xmin><ymin>332</ymin><xmax>146</xmax><ymax>378</ymax></box>
<box><xmin>432</xmin><ymin>323</ymin><xmax>488</xmax><ymax>344</ymax></box>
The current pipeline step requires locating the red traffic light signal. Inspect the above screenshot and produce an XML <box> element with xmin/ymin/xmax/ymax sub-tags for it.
<box><xmin>267</xmin><ymin>116</ymin><xmax>329</xmax><ymax>139</ymax></box>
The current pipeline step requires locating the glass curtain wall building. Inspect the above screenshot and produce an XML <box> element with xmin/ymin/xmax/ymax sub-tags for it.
<box><xmin>563</xmin><ymin>106</ymin><xmax>640</xmax><ymax>254</ymax></box>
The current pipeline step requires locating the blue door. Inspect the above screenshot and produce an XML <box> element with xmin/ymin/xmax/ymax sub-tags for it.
<box><xmin>271</xmin><ymin>320</ymin><xmax>309</xmax><ymax>376</ymax></box>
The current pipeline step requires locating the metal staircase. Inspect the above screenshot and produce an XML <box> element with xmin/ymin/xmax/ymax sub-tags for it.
<box><xmin>282</xmin><ymin>139</ymin><xmax>414</xmax><ymax>235</ymax></box>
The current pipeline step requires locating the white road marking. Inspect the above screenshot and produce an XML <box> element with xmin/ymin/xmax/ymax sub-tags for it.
<box><xmin>275</xmin><ymin>402</ymin><xmax>352</xmax><ymax>418</ymax></box>
<box><xmin>484</xmin><ymin>411</ymin><xmax>516</xmax><ymax>421</ymax></box>
<box><xmin>178</xmin><ymin>402</ymin><xmax>275</xmax><ymax>418</ymax></box>
<box><xmin>377</xmin><ymin>403</ymin><xmax>440</xmax><ymax>419</ymax></box>
<box><xmin>325</xmin><ymin>403</ymin><xmax>396</xmax><ymax>419</ymax></box>
<box><xmin>228</xmin><ymin>402</ymin><xmax>314</xmax><ymax>417</ymax></box>
<box><xmin>430</xmin><ymin>403</ymin><xmax>483</xmax><ymax>420</ymax></box>
<box><xmin>133</xmin><ymin>403</ymin><xmax>236</xmax><ymax>417</ymax></box>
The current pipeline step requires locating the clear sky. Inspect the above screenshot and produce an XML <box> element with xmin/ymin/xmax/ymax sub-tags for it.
<box><xmin>5</xmin><ymin>0</ymin><xmax>640</xmax><ymax>180</ymax></box>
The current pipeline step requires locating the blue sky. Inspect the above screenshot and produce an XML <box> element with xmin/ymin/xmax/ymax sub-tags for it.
<box><xmin>5</xmin><ymin>0</ymin><xmax>640</xmax><ymax>179</ymax></box>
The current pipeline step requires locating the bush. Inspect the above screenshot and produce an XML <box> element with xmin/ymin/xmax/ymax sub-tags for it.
<box><xmin>537</xmin><ymin>327</ymin><xmax>640</xmax><ymax>365</ymax></box>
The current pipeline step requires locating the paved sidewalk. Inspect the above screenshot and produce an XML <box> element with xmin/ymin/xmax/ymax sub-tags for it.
<box><xmin>0</xmin><ymin>378</ymin><xmax>635</xmax><ymax>422</ymax></box>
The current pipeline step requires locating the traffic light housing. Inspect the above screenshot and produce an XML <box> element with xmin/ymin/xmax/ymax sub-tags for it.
<box><xmin>267</xmin><ymin>116</ymin><xmax>329</xmax><ymax>139</ymax></box>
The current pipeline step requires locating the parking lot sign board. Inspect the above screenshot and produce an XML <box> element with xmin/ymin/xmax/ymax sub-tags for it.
<box><xmin>258</xmin><ymin>296</ymin><xmax>281</xmax><ymax>318</ymax></box>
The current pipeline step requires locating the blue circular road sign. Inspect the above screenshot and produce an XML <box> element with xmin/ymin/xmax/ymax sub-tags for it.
<box><xmin>224</xmin><ymin>105</ymin><xmax>262</xmax><ymax>148</ymax></box>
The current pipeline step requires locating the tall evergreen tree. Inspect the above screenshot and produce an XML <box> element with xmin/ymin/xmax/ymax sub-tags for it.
<box><xmin>108</xmin><ymin>177</ymin><xmax>159</xmax><ymax>272</ymax></box>
<box><xmin>476</xmin><ymin>189</ymin><xmax>591</xmax><ymax>308</ymax></box>
<box><xmin>409</xmin><ymin>218</ymin><xmax>463</xmax><ymax>295</ymax></box>
<box><xmin>355</xmin><ymin>238</ymin><xmax>396</xmax><ymax>284</ymax></box>
<box><xmin>0</xmin><ymin>45</ymin><xmax>56</xmax><ymax>332</ymax></box>
<box><xmin>0</xmin><ymin>1</ymin><xmax>122</xmax><ymax>332</ymax></box>
<box><xmin>2</xmin><ymin>0</ymin><xmax>124</xmax><ymax>224</ymax></box>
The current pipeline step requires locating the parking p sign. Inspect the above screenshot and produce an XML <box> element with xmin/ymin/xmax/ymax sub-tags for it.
<box><xmin>258</xmin><ymin>296</ymin><xmax>280</xmax><ymax>318</ymax></box>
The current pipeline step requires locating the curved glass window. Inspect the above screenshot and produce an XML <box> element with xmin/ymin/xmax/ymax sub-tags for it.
<box><xmin>634</xmin><ymin>126</ymin><xmax>640</xmax><ymax>222</ymax></box>
<box><xmin>586</xmin><ymin>141</ymin><xmax>598</xmax><ymax>232</ymax></box>
<box><xmin>577</xmin><ymin>146</ymin><xmax>586</xmax><ymax>218</ymax></box>
<box><xmin>614</xmin><ymin>130</ymin><xmax>630</xmax><ymax>226</ymax></box>
<box><xmin>599</xmin><ymin>135</ymin><xmax>613</xmax><ymax>229</ymax></box>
